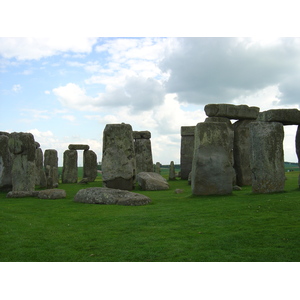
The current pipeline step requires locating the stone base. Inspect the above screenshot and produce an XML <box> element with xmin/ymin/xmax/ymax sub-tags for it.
<box><xmin>103</xmin><ymin>177</ymin><xmax>135</xmax><ymax>191</ymax></box>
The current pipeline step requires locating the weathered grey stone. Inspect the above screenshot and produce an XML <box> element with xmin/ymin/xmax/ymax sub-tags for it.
<box><xmin>74</xmin><ymin>187</ymin><xmax>151</xmax><ymax>206</ymax></box>
<box><xmin>68</xmin><ymin>144</ymin><xmax>90</xmax><ymax>151</ymax></box>
<box><xmin>83</xmin><ymin>150</ymin><xmax>98</xmax><ymax>182</ymax></box>
<box><xmin>134</xmin><ymin>135</ymin><xmax>153</xmax><ymax>174</ymax></box>
<box><xmin>133</xmin><ymin>131</ymin><xmax>151</xmax><ymax>139</ymax></box>
<box><xmin>257</xmin><ymin>109</ymin><xmax>300</xmax><ymax>125</ymax></box>
<box><xmin>204</xmin><ymin>104</ymin><xmax>260</xmax><ymax>120</ymax></box>
<box><xmin>191</xmin><ymin>122</ymin><xmax>235</xmax><ymax>195</ymax></box>
<box><xmin>6</xmin><ymin>191</ymin><xmax>39</xmax><ymax>198</ymax></box>
<box><xmin>62</xmin><ymin>150</ymin><xmax>78</xmax><ymax>183</ymax></box>
<box><xmin>37</xmin><ymin>189</ymin><xmax>66</xmax><ymax>199</ymax></box>
<box><xmin>249</xmin><ymin>122</ymin><xmax>285</xmax><ymax>193</ymax></box>
<box><xmin>169</xmin><ymin>161</ymin><xmax>176</xmax><ymax>180</ymax></box>
<box><xmin>8</xmin><ymin>132</ymin><xmax>36</xmax><ymax>192</ymax></box>
<box><xmin>102</xmin><ymin>123</ymin><xmax>136</xmax><ymax>190</ymax></box>
<box><xmin>180</xmin><ymin>126</ymin><xmax>195</xmax><ymax>179</ymax></box>
<box><xmin>35</xmin><ymin>147</ymin><xmax>47</xmax><ymax>188</ymax></box>
<box><xmin>155</xmin><ymin>162</ymin><xmax>161</xmax><ymax>174</ymax></box>
<box><xmin>44</xmin><ymin>149</ymin><xmax>58</xmax><ymax>188</ymax></box>
<box><xmin>0</xmin><ymin>134</ymin><xmax>12</xmax><ymax>191</ymax></box>
<box><xmin>296</xmin><ymin>125</ymin><xmax>300</xmax><ymax>188</ymax></box>
<box><xmin>205</xmin><ymin>117</ymin><xmax>235</xmax><ymax>185</ymax></box>
<box><xmin>233</xmin><ymin>120</ymin><xmax>256</xmax><ymax>186</ymax></box>
<box><xmin>136</xmin><ymin>172</ymin><xmax>169</xmax><ymax>191</ymax></box>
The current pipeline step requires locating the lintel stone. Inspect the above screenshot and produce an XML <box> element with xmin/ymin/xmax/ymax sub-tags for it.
<box><xmin>257</xmin><ymin>109</ymin><xmax>300</xmax><ymax>125</ymax></box>
<box><xmin>68</xmin><ymin>144</ymin><xmax>90</xmax><ymax>151</ymax></box>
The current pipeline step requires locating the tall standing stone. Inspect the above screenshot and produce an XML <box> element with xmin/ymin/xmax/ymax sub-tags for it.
<box><xmin>180</xmin><ymin>126</ymin><xmax>195</xmax><ymax>180</ymax></box>
<box><xmin>83</xmin><ymin>150</ymin><xmax>98</xmax><ymax>182</ymax></box>
<box><xmin>169</xmin><ymin>161</ymin><xmax>176</xmax><ymax>180</ymax></box>
<box><xmin>233</xmin><ymin>120</ymin><xmax>255</xmax><ymax>186</ymax></box>
<box><xmin>249</xmin><ymin>122</ymin><xmax>285</xmax><ymax>193</ymax></box>
<box><xmin>296</xmin><ymin>125</ymin><xmax>300</xmax><ymax>188</ymax></box>
<box><xmin>35</xmin><ymin>147</ymin><xmax>47</xmax><ymax>188</ymax></box>
<box><xmin>191</xmin><ymin>122</ymin><xmax>235</xmax><ymax>195</ymax></box>
<box><xmin>102</xmin><ymin>123</ymin><xmax>136</xmax><ymax>190</ymax></box>
<box><xmin>44</xmin><ymin>149</ymin><xmax>59</xmax><ymax>188</ymax></box>
<box><xmin>0</xmin><ymin>133</ymin><xmax>12</xmax><ymax>191</ymax></box>
<box><xmin>155</xmin><ymin>162</ymin><xmax>161</xmax><ymax>174</ymax></box>
<box><xmin>62</xmin><ymin>150</ymin><xmax>78</xmax><ymax>183</ymax></box>
<box><xmin>133</xmin><ymin>131</ymin><xmax>153</xmax><ymax>174</ymax></box>
<box><xmin>8</xmin><ymin>132</ymin><xmax>36</xmax><ymax>192</ymax></box>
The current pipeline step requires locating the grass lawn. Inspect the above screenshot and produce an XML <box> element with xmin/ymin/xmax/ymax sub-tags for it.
<box><xmin>1</xmin><ymin>170</ymin><xmax>299</xmax><ymax>262</ymax></box>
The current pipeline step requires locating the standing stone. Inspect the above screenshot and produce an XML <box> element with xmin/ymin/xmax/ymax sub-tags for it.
<box><xmin>155</xmin><ymin>162</ymin><xmax>161</xmax><ymax>174</ymax></box>
<box><xmin>0</xmin><ymin>134</ymin><xmax>12</xmax><ymax>191</ymax></box>
<box><xmin>233</xmin><ymin>120</ymin><xmax>255</xmax><ymax>186</ymax></box>
<box><xmin>296</xmin><ymin>125</ymin><xmax>300</xmax><ymax>188</ymax></box>
<box><xmin>83</xmin><ymin>150</ymin><xmax>98</xmax><ymax>182</ymax></box>
<box><xmin>169</xmin><ymin>161</ymin><xmax>176</xmax><ymax>180</ymax></box>
<box><xmin>35</xmin><ymin>147</ymin><xmax>47</xmax><ymax>188</ymax></box>
<box><xmin>133</xmin><ymin>131</ymin><xmax>153</xmax><ymax>174</ymax></box>
<box><xmin>249</xmin><ymin>122</ymin><xmax>285</xmax><ymax>193</ymax></box>
<box><xmin>8</xmin><ymin>132</ymin><xmax>36</xmax><ymax>192</ymax></box>
<box><xmin>191</xmin><ymin>122</ymin><xmax>235</xmax><ymax>195</ymax></box>
<box><xmin>62</xmin><ymin>150</ymin><xmax>78</xmax><ymax>183</ymax></box>
<box><xmin>44</xmin><ymin>149</ymin><xmax>59</xmax><ymax>188</ymax></box>
<box><xmin>180</xmin><ymin>126</ymin><xmax>195</xmax><ymax>179</ymax></box>
<box><xmin>102</xmin><ymin>123</ymin><xmax>136</xmax><ymax>190</ymax></box>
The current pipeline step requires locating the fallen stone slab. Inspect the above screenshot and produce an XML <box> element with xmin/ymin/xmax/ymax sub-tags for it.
<box><xmin>6</xmin><ymin>191</ymin><xmax>40</xmax><ymax>198</ymax></box>
<box><xmin>74</xmin><ymin>187</ymin><xmax>151</xmax><ymax>206</ymax></box>
<box><xmin>257</xmin><ymin>109</ymin><xmax>300</xmax><ymax>125</ymax></box>
<box><xmin>68</xmin><ymin>144</ymin><xmax>90</xmax><ymax>151</ymax></box>
<box><xmin>37</xmin><ymin>189</ymin><xmax>67</xmax><ymax>199</ymax></box>
<box><xmin>136</xmin><ymin>172</ymin><xmax>169</xmax><ymax>191</ymax></box>
<box><xmin>204</xmin><ymin>104</ymin><xmax>260</xmax><ymax>120</ymax></box>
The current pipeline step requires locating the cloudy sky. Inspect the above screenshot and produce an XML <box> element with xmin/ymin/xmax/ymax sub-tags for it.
<box><xmin>1</xmin><ymin>37</ymin><xmax>300</xmax><ymax>165</ymax></box>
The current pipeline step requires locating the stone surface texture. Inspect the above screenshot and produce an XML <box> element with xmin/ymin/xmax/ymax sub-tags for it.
<box><xmin>204</xmin><ymin>104</ymin><xmax>260</xmax><ymax>120</ymax></box>
<box><xmin>257</xmin><ymin>109</ymin><xmax>300</xmax><ymax>125</ymax></box>
<box><xmin>83</xmin><ymin>150</ymin><xmax>98</xmax><ymax>182</ymax></box>
<box><xmin>249</xmin><ymin>122</ymin><xmax>285</xmax><ymax>193</ymax></box>
<box><xmin>191</xmin><ymin>122</ymin><xmax>235</xmax><ymax>195</ymax></box>
<box><xmin>44</xmin><ymin>149</ymin><xmax>59</xmax><ymax>188</ymax></box>
<box><xmin>0</xmin><ymin>134</ymin><xmax>12</xmax><ymax>191</ymax></box>
<box><xmin>102</xmin><ymin>123</ymin><xmax>136</xmax><ymax>190</ymax></box>
<box><xmin>233</xmin><ymin>120</ymin><xmax>255</xmax><ymax>186</ymax></box>
<box><xmin>62</xmin><ymin>150</ymin><xmax>78</xmax><ymax>183</ymax></box>
<box><xmin>68</xmin><ymin>144</ymin><xmax>90</xmax><ymax>151</ymax></box>
<box><xmin>136</xmin><ymin>172</ymin><xmax>169</xmax><ymax>191</ymax></box>
<box><xmin>74</xmin><ymin>187</ymin><xmax>151</xmax><ymax>206</ymax></box>
<box><xmin>8</xmin><ymin>132</ymin><xmax>36</xmax><ymax>192</ymax></box>
<box><xmin>180</xmin><ymin>126</ymin><xmax>195</xmax><ymax>179</ymax></box>
<box><xmin>37</xmin><ymin>189</ymin><xmax>66</xmax><ymax>199</ymax></box>
<box><xmin>169</xmin><ymin>161</ymin><xmax>176</xmax><ymax>180</ymax></box>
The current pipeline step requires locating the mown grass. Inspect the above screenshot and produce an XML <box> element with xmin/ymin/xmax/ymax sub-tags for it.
<box><xmin>0</xmin><ymin>170</ymin><xmax>299</xmax><ymax>262</ymax></box>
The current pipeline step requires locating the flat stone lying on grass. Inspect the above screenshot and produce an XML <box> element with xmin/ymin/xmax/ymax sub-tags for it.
<box><xmin>136</xmin><ymin>172</ymin><xmax>169</xmax><ymax>191</ymax></box>
<box><xmin>6</xmin><ymin>189</ymin><xmax>66</xmax><ymax>199</ymax></box>
<box><xmin>37</xmin><ymin>189</ymin><xmax>66</xmax><ymax>199</ymax></box>
<box><xmin>74</xmin><ymin>187</ymin><xmax>151</xmax><ymax>206</ymax></box>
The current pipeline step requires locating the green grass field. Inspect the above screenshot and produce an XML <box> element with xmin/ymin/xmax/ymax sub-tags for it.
<box><xmin>1</xmin><ymin>169</ymin><xmax>299</xmax><ymax>262</ymax></box>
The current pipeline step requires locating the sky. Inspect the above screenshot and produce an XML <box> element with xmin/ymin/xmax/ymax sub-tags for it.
<box><xmin>1</xmin><ymin>37</ymin><xmax>300</xmax><ymax>165</ymax></box>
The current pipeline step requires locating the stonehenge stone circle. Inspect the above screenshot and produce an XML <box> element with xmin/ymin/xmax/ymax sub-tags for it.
<box><xmin>180</xmin><ymin>126</ymin><xmax>195</xmax><ymax>179</ymax></box>
<box><xmin>0</xmin><ymin>133</ymin><xmax>12</xmax><ymax>191</ymax></box>
<box><xmin>191</xmin><ymin>122</ymin><xmax>235</xmax><ymax>195</ymax></box>
<box><xmin>8</xmin><ymin>132</ymin><xmax>36</xmax><ymax>192</ymax></box>
<box><xmin>204</xmin><ymin>104</ymin><xmax>260</xmax><ymax>120</ymax></box>
<box><xmin>83</xmin><ymin>150</ymin><xmax>98</xmax><ymax>182</ymax></box>
<box><xmin>249</xmin><ymin>122</ymin><xmax>285</xmax><ymax>193</ymax></box>
<box><xmin>133</xmin><ymin>131</ymin><xmax>153</xmax><ymax>174</ymax></box>
<box><xmin>74</xmin><ymin>187</ymin><xmax>151</xmax><ymax>206</ymax></box>
<box><xmin>257</xmin><ymin>109</ymin><xmax>300</xmax><ymax>125</ymax></box>
<box><xmin>102</xmin><ymin>123</ymin><xmax>136</xmax><ymax>190</ymax></box>
<box><xmin>62</xmin><ymin>149</ymin><xmax>78</xmax><ymax>183</ymax></box>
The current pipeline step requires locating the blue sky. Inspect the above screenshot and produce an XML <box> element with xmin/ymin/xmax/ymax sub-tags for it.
<box><xmin>1</xmin><ymin>37</ymin><xmax>300</xmax><ymax>165</ymax></box>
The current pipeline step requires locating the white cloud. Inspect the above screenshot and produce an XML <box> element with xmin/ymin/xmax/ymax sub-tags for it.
<box><xmin>0</xmin><ymin>37</ymin><xmax>98</xmax><ymax>60</ymax></box>
<box><xmin>12</xmin><ymin>84</ymin><xmax>21</xmax><ymax>92</ymax></box>
<box><xmin>62</xmin><ymin>115</ymin><xmax>76</xmax><ymax>122</ymax></box>
<box><xmin>44</xmin><ymin>90</ymin><xmax>51</xmax><ymax>94</ymax></box>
